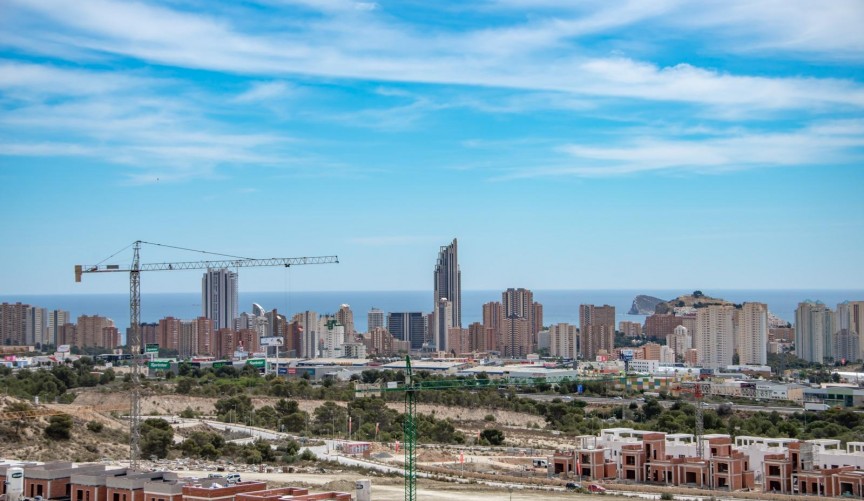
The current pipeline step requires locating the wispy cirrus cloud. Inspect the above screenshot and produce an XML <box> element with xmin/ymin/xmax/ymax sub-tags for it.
<box><xmin>496</xmin><ymin>120</ymin><xmax>864</xmax><ymax>179</ymax></box>
<box><xmin>2</xmin><ymin>0</ymin><xmax>863</xmax><ymax>115</ymax></box>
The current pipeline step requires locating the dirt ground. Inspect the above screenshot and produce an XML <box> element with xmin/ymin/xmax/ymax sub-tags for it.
<box><xmin>178</xmin><ymin>469</ymin><xmax>590</xmax><ymax>501</ymax></box>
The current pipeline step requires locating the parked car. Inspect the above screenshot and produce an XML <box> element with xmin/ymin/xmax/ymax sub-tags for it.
<box><xmin>226</xmin><ymin>473</ymin><xmax>242</xmax><ymax>484</ymax></box>
<box><xmin>588</xmin><ymin>484</ymin><xmax>607</xmax><ymax>493</ymax></box>
<box><xmin>566</xmin><ymin>482</ymin><xmax>582</xmax><ymax>490</ymax></box>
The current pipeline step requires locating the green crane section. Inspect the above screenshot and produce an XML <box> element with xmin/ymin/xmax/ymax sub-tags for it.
<box><xmin>354</xmin><ymin>356</ymin><xmax>632</xmax><ymax>501</ymax></box>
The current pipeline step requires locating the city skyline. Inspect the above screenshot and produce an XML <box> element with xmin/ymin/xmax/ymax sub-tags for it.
<box><xmin>1</xmin><ymin>2</ymin><xmax>863</xmax><ymax>295</ymax></box>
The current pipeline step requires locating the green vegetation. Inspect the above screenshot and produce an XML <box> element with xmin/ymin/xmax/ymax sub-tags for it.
<box><xmin>44</xmin><ymin>414</ymin><xmax>73</xmax><ymax>440</ymax></box>
<box><xmin>0</xmin><ymin>358</ymin><xmax>115</xmax><ymax>403</ymax></box>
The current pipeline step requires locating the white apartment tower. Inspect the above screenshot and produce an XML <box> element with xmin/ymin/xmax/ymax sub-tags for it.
<box><xmin>433</xmin><ymin>239</ymin><xmax>461</xmax><ymax>330</ymax></box>
<box><xmin>695</xmin><ymin>305</ymin><xmax>735</xmax><ymax>369</ymax></box>
<box><xmin>795</xmin><ymin>301</ymin><xmax>834</xmax><ymax>363</ymax></box>
<box><xmin>432</xmin><ymin>298</ymin><xmax>453</xmax><ymax>352</ymax></box>
<box><xmin>202</xmin><ymin>268</ymin><xmax>238</xmax><ymax>331</ymax></box>
<box><xmin>666</xmin><ymin>325</ymin><xmax>692</xmax><ymax>360</ymax></box>
<box><xmin>737</xmin><ymin>302</ymin><xmax>768</xmax><ymax>365</ymax></box>
<box><xmin>549</xmin><ymin>323</ymin><xmax>578</xmax><ymax>359</ymax></box>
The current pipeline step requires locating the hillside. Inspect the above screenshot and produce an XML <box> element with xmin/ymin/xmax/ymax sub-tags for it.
<box><xmin>653</xmin><ymin>291</ymin><xmax>733</xmax><ymax>314</ymax></box>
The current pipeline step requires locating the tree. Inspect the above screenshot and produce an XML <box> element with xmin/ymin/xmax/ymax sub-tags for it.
<box><xmin>480</xmin><ymin>428</ymin><xmax>505</xmax><ymax>446</ymax></box>
<box><xmin>44</xmin><ymin>414</ymin><xmax>73</xmax><ymax>440</ymax></box>
<box><xmin>140</xmin><ymin>418</ymin><xmax>174</xmax><ymax>459</ymax></box>
<box><xmin>313</xmin><ymin>401</ymin><xmax>347</xmax><ymax>436</ymax></box>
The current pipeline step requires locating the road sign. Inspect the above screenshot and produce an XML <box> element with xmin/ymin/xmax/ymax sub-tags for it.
<box><xmin>145</xmin><ymin>343</ymin><xmax>159</xmax><ymax>353</ymax></box>
<box><xmin>577</xmin><ymin>384</ymin><xmax>584</xmax><ymax>394</ymax></box>
<box><xmin>148</xmin><ymin>360</ymin><xmax>170</xmax><ymax>370</ymax></box>
<box><xmin>246</xmin><ymin>358</ymin><xmax>265</xmax><ymax>368</ymax></box>
<box><xmin>278</xmin><ymin>367</ymin><xmax>288</xmax><ymax>375</ymax></box>
<box><xmin>260</xmin><ymin>336</ymin><xmax>284</xmax><ymax>347</ymax></box>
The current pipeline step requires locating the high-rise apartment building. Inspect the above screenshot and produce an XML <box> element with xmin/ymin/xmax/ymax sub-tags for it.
<box><xmin>579</xmin><ymin>304</ymin><xmax>615</xmax><ymax>360</ymax></box>
<box><xmin>77</xmin><ymin>315</ymin><xmax>117</xmax><ymax>348</ymax></box>
<box><xmin>336</xmin><ymin>304</ymin><xmax>355</xmax><ymax>340</ymax></box>
<box><xmin>838</xmin><ymin>301</ymin><xmax>864</xmax><ymax>361</ymax></box>
<box><xmin>482</xmin><ymin>301</ymin><xmax>503</xmax><ymax>346</ymax></box>
<box><xmin>468</xmin><ymin>322</ymin><xmax>496</xmax><ymax>353</ymax></box>
<box><xmin>500</xmin><ymin>315</ymin><xmax>530</xmax><ymax>358</ymax></box>
<box><xmin>431</xmin><ymin>299</ymin><xmax>453</xmax><ymax>352</ymax></box>
<box><xmin>736</xmin><ymin>302</ymin><xmax>768</xmax><ymax>366</ymax></box>
<box><xmin>320</xmin><ymin>320</ymin><xmax>345</xmax><ymax>358</ymax></box>
<box><xmin>292</xmin><ymin>311</ymin><xmax>319</xmax><ymax>359</ymax></box>
<box><xmin>666</xmin><ymin>325</ymin><xmax>692</xmax><ymax>360</ymax></box>
<box><xmin>157</xmin><ymin>317</ymin><xmax>182</xmax><ymax>352</ymax></box>
<box><xmin>178</xmin><ymin>320</ymin><xmax>198</xmax><ymax>358</ymax></box>
<box><xmin>795</xmin><ymin>301</ymin><xmax>835</xmax><ymax>363</ymax></box>
<box><xmin>834</xmin><ymin>329</ymin><xmax>859</xmax><ymax>364</ymax></box>
<box><xmin>447</xmin><ymin>327</ymin><xmax>470</xmax><ymax>355</ymax></box>
<box><xmin>502</xmin><ymin>288</ymin><xmax>540</xmax><ymax>354</ymax></box>
<box><xmin>549</xmin><ymin>323</ymin><xmax>578</xmax><ymax>359</ymax></box>
<box><xmin>26</xmin><ymin>306</ymin><xmax>47</xmax><ymax>346</ymax></box>
<box><xmin>47</xmin><ymin>309</ymin><xmax>69</xmax><ymax>347</ymax></box>
<box><xmin>619</xmin><ymin>321</ymin><xmax>642</xmax><ymax>337</ymax></box>
<box><xmin>202</xmin><ymin>268</ymin><xmax>238</xmax><ymax>331</ymax></box>
<box><xmin>644</xmin><ymin>314</ymin><xmax>683</xmax><ymax>340</ymax></box>
<box><xmin>387</xmin><ymin>312</ymin><xmax>426</xmax><ymax>350</ymax></box>
<box><xmin>0</xmin><ymin>302</ymin><xmax>29</xmax><ymax>345</ymax></box>
<box><xmin>368</xmin><ymin>308</ymin><xmax>385</xmax><ymax>332</ymax></box>
<box><xmin>192</xmin><ymin>317</ymin><xmax>214</xmax><ymax>356</ymax></box>
<box><xmin>695</xmin><ymin>305</ymin><xmax>735</xmax><ymax>369</ymax></box>
<box><xmin>433</xmin><ymin>238</ymin><xmax>461</xmax><ymax>329</ymax></box>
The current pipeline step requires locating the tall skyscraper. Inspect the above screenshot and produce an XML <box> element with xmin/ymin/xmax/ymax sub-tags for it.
<box><xmin>431</xmin><ymin>299</ymin><xmax>453</xmax><ymax>352</ymax></box>
<box><xmin>482</xmin><ymin>301</ymin><xmax>503</xmax><ymax>345</ymax></box>
<box><xmin>387</xmin><ymin>312</ymin><xmax>426</xmax><ymax>350</ymax></box>
<box><xmin>695</xmin><ymin>305</ymin><xmax>735</xmax><ymax>369</ymax></box>
<box><xmin>26</xmin><ymin>306</ymin><xmax>47</xmax><ymax>346</ymax></box>
<box><xmin>336</xmin><ymin>304</ymin><xmax>355</xmax><ymax>339</ymax></box>
<box><xmin>47</xmin><ymin>309</ymin><xmax>69</xmax><ymax>347</ymax></box>
<box><xmin>292</xmin><ymin>311</ymin><xmax>319</xmax><ymax>359</ymax></box>
<box><xmin>501</xmin><ymin>315</ymin><xmax>530</xmax><ymax>358</ymax></box>
<box><xmin>579</xmin><ymin>304</ymin><xmax>615</xmax><ymax>360</ymax></box>
<box><xmin>202</xmin><ymin>268</ymin><xmax>238</xmax><ymax>331</ymax></box>
<box><xmin>368</xmin><ymin>308</ymin><xmax>385</xmax><ymax>332</ymax></box>
<box><xmin>502</xmin><ymin>288</ymin><xmax>539</xmax><ymax>354</ymax></box>
<box><xmin>549</xmin><ymin>323</ymin><xmax>578</xmax><ymax>359</ymax></box>
<box><xmin>0</xmin><ymin>302</ymin><xmax>29</xmax><ymax>345</ymax></box>
<box><xmin>736</xmin><ymin>302</ymin><xmax>768</xmax><ymax>365</ymax></box>
<box><xmin>796</xmin><ymin>301</ymin><xmax>834</xmax><ymax>363</ymax></box>
<box><xmin>838</xmin><ymin>301</ymin><xmax>864</xmax><ymax>361</ymax></box>
<box><xmin>76</xmin><ymin>314</ymin><xmax>116</xmax><ymax>348</ymax></box>
<box><xmin>433</xmin><ymin>238</ymin><xmax>461</xmax><ymax>329</ymax></box>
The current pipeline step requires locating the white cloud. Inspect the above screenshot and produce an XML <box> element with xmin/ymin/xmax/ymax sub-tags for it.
<box><xmin>2</xmin><ymin>0</ymin><xmax>863</xmax><ymax>114</ymax></box>
<box><xmin>498</xmin><ymin>120</ymin><xmax>864</xmax><ymax>179</ymax></box>
<box><xmin>234</xmin><ymin>81</ymin><xmax>294</xmax><ymax>103</ymax></box>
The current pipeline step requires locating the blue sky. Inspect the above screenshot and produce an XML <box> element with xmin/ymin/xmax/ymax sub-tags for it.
<box><xmin>1</xmin><ymin>0</ymin><xmax>863</xmax><ymax>294</ymax></box>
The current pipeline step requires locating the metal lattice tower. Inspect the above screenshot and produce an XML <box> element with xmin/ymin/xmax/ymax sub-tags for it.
<box><xmin>404</xmin><ymin>356</ymin><xmax>417</xmax><ymax>501</ymax></box>
<box><xmin>129</xmin><ymin>241</ymin><xmax>142</xmax><ymax>469</ymax></box>
<box><xmin>353</xmin><ymin>358</ymin><xmax>635</xmax><ymax>501</ymax></box>
<box><xmin>76</xmin><ymin>240</ymin><xmax>338</xmax><ymax>470</ymax></box>
<box><xmin>694</xmin><ymin>383</ymin><xmax>705</xmax><ymax>458</ymax></box>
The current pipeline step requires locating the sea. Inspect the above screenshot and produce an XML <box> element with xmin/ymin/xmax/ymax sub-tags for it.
<box><xmin>2</xmin><ymin>289</ymin><xmax>863</xmax><ymax>338</ymax></box>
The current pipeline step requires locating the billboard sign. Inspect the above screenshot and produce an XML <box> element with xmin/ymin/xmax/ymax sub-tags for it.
<box><xmin>246</xmin><ymin>358</ymin><xmax>266</xmax><ymax>368</ymax></box>
<box><xmin>145</xmin><ymin>343</ymin><xmax>159</xmax><ymax>353</ymax></box>
<box><xmin>278</xmin><ymin>367</ymin><xmax>288</xmax><ymax>375</ymax></box>
<box><xmin>621</xmin><ymin>350</ymin><xmax>634</xmax><ymax>362</ymax></box>
<box><xmin>260</xmin><ymin>336</ymin><xmax>284</xmax><ymax>347</ymax></box>
<box><xmin>57</xmin><ymin>344</ymin><xmax>71</xmax><ymax>353</ymax></box>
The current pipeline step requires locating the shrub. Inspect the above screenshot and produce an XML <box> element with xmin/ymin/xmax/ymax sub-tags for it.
<box><xmin>45</xmin><ymin>414</ymin><xmax>73</xmax><ymax>440</ymax></box>
<box><xmin>86</xmin><ymin>421</ymin><xmax>104</xmax><ymax>433</ymax></box>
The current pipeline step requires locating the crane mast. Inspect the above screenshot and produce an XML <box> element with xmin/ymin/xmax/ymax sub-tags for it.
<box><xmin>76</xmin><ymin>240</ymin><xmax>338</xmax><ymax>470</ymax></box>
